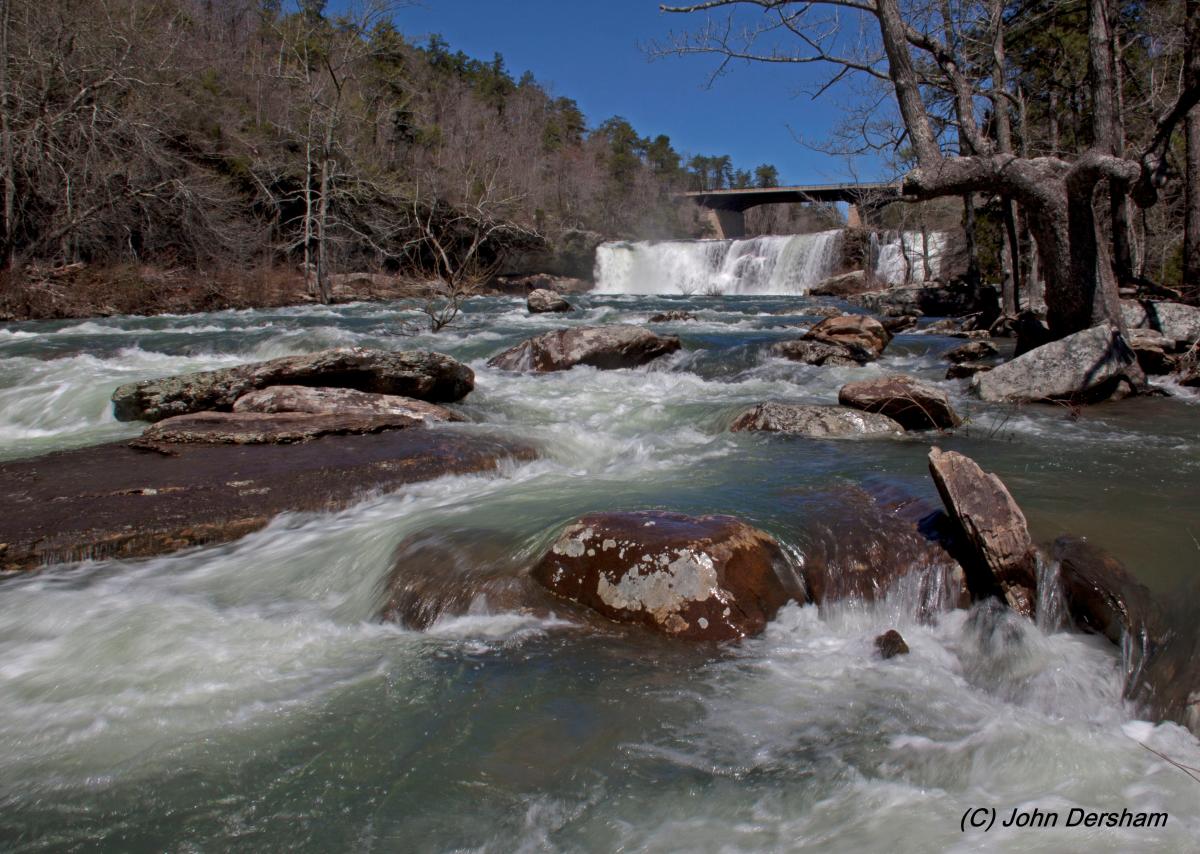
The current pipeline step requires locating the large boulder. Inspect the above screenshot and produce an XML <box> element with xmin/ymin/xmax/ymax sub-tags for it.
<box><xmin>805</xmin><ymin>313</ymin><xmax>891</xmax><ymax>357</ymax></box>
<box><xmin>137</xmin><ymin>410</ymin><xmax>421</xmax><ymax>445</ymax></box>
<box><xmin>809</xmin><ymin>269</ymin><xmax>871</xmax><ymax>297</ymax></box>
<box><xmin>1126</xmin><ymin>328</ymin><xmax>1178</xmax><ymax>375</ymax></box>
<box><xmin>771</xmin><ymin>338</ymin><xmax>870</xmax><ymax>367</ymax></box>
<box><xmin>838</xmin><ymin>375</ymin><xmax>961</xmax><ymax>430</ymax></box>
<box><xmin>0</xmin><ymin>431</ymin><xmax>537</xmax><ymax>573</ymax></box>
<box><xmin>970</xmin><ymin>324</ymin><xmax>1144</xmax><ymax>404</ymax></box>
<box><xmin>1121</xmin><ymin>299</ymin><xmax>1200</xmax><ymax>347</ymax></box>
<box><xmin>927</xmin><ymin>448</ymin><xmax>1037</xmax><ymax>615</ymax></box>
<box><xmin>112</xmin><ymin>348</ymin><xmax>474</xmax><ymax>422</ymax></box>
<box><xmin>530</xmin><ymin>511</ymin><xmax>803</xmax><ymax>640</ymax></box>
<box><xmin>730</xmin><ymin>402</ymin><xmax>903</xmax><ymax>438</ymax></box>
<box><xmin>233</xmin><ymin>385</ymin><xmax>465</xmax><ymax>423</ymax></box>
<box><xmin>487</xmin><ymin>324</ymin><xmax>680</xmax><ymax>372</ymax></box>
<box><xmin>527</xmin><ymin>288</ymin><xmax>572</xmax><ymax>313</ymax></box>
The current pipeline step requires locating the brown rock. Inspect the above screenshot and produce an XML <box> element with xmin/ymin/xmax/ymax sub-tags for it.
<box><xmin>838</xmin><ymin>375</ymin><xmax>962</xmax><ymax>430</ymax></box>
<box><xmin>527</xmin><ymin>288</ymin><xmax>572</xmax><ymax>313</ymax></box>
<box><xmin>771</xmin><ymin>338</ymin><xmax>870</xmax><ymax>367</ymax></box>
<box><xmin>232</xmin><ymin>385</ymin><xmax>465</xmax><ymax>423</ymax></box>
<box><xmin>137</xmin><ymin>410</ymin><xmax>422</xmax><ymax>445</ymax></box>
<box><xmin>530</xmin><ymin>511</ymin><xmax>803</xmax><ymax>640</ymax></box>
<box><xmin>1051</xmin><ymin>536</ymin><xmax>1163</xmax><ymax>646</ymax></box>
<box><xmin>805</xmin><ymin>313</ymin><xmax>891</xmax><ymax>357</ymax></box>
<box><xmin>875</xmin><ymin>629</ymin><xmax>910</xmax><ymax>658</ymax></box>
<box><xmin>881</xmin><ymin>314</ymin><xmax>919</xmax><ymax>334</ymax></box>
<box><xmin>729</xmin><ymin>402</ymin><xmax>903</xmax><ymax>438</ymax></box>
<box><xmin>112</xmin><ymin>348</ymin><xmax>474</xmax><ymax>422</ymax></box>
<box><xmin>0</xmin><ymin>431</ymin><xmax>537</xmax><ymax>573</ymax></box>
<box><xmin>946</xmin><ymin>362</ymin><xmax>993</xmax><ymax>380</ymax></box>
<box><xmin>1126</xmin><ymin>328</ymin><xmax>1177</xmax><ymax>375</ymax></box>
<box><xmin>927</xmin><ymin>447</ymin><xmax>1037</xmax><ymax>615</ymax></box>
<box><xmin>487</xmin><ymin>325</ymin><xmax>681</xmax><ymax>372</ymax></box>
<box><xmin>944</xmin><ymin>340</ymin><xmax>998</xmax><ymax>363</ymax></box>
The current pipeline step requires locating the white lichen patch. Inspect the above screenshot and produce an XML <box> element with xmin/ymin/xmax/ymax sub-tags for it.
<box><xmin>552</xmin><ymin>525</ymin><xmax>594</xmax><ymax>558</ymax></box>
<box><xmin>601</xmin><ymin>539</ymin><xmax>617</xmax><ymax>552</ymax></box>
<box><xmin>596</xmin><ymin>548</ymin><xmax>722</xmax><ymax>631</ymax></box>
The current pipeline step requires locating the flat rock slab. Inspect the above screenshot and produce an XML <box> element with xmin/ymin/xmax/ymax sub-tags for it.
<box><xmin>0</xmin><ymin>430</ymin><xmax>536</xmax><ymax>572</ymax></box>
<box><xmin>730</xmin><ymin>402</ymin><xmax>904</xmax><ymax>438</ymax></box>
<box><xmin>138</xmin><ymin>410</ymin><xmax>422</xmax><ymax>444</ymax></box>
<box><xmin>232</xmin><ymin>385</ymin><xmax>465</xmax><ymax>422</ymax></box>
<box><xmin>112</xmin><ymin>347</ymin><xmax>475</xmax><ymax>422</ymax></box>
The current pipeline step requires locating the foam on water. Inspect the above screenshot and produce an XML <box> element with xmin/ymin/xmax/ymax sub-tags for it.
<box><xmin>0</xmin><ymin>293</ymin><xmax>1198</xmax><ymax>850</ymax></box>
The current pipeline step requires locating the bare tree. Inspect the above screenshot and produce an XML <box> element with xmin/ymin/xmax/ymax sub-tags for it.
<box><xmin>659</xmin><ymin>0</ymin><xmax>1200</xmax><ymax>338</ymax></box>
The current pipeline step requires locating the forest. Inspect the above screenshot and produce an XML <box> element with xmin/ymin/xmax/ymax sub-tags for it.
<box><xmin>0</xmin><ymin>0</ymin><xmax>817</xmax><ymax>312</ymax></box>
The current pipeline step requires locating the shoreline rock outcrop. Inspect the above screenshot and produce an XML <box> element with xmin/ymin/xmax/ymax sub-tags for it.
<box><xmin>531</xmin><ymin>511</ymin><xmax>804</xmax><ymax>640</ymax></box>
<box><xmin>112</xmin><ymin>348</ymin><xmax>474</xmax><ymax>422</ymax></box>
<box><xmin>970</xmin><ymin>325</ymin><xmax>1144</xmax><ymax>404</ymax></box>
<box><xmin>487</xmin><ymin>324</ymin><xmax>681</xmax><ymax>372</ymax></box>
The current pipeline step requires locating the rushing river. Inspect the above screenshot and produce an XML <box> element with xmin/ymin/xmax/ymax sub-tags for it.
<box><xmin>1</xmin><ymin>293</ymin><xmax>1198</xmax><ymax>851</ymax></box>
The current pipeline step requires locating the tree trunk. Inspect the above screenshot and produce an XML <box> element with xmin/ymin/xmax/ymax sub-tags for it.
<box><xmin>1185</xmin><ymin>104</ymin><xmax>1200</xmax><ymax>294</ymax></box>
<box><xmin>961</xmin><ymin>194</ymin><xmax>979</xmax><ymax>285</ymax></box>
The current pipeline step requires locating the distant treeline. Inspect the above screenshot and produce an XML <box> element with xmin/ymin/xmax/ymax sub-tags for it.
<box><xmin>0</xmin><ymin>0</ymin><xmax>839</xmax><ymax>296</ymax></box>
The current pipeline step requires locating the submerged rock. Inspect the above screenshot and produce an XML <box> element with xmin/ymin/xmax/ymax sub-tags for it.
<box><xmin>805</xmin><ymin>313</ymin><xmax>891</xmax><ymax>357</ymax></box>
<box><xmin>1051</xmin><ymin>536</ymin><xmax>1163</xmax><ymax>647</ymax></box>
<box><xmin>531</xmin><ymin>511</ymin><xmax>803</xmax><ymax>640</ymax></box>
<box><xmin>944</xmin><ymin>340</ymin><xmax>998</xmax><ymax>363</ymax></box>
<box><xmin>487</xmin><ymin>324</ymin><xmax>681</xmax><ymax>372</ymax></box>
<box><xmin>526</xmin><ymin>288</ymin><xmax>572</xmax><ymax>313</ymax></box>
<box><xmin>838</xmin><ymin>375</ymin><xmax>961</xmax><ymax>430</ymax></box>
<box><xmin>0</xmin><ymin>430</ymin><xmax>537</xmax><ymax>572</ymax></box>
<box><xmin>137</xmin><ymin>410</ymin><xmax>422</xmax><ymax>445</ymax></box>
<box><xmin>971</xmin><ymin>325</ymin><xmax>1144</xmax><ymax>404</ymax></box>
<box><xmin>112</xmin><ymin>348</ymin><xmax>475</xmax><ymax>422</ymax></box>
<box><xmin>730</xmin><ymin>402</ymin><xmax>903</xmax><ymax>438</ymax></box>
<box><xmin>875</xmin><ymin>629</ymin><xmax>910</xmax><ymax>658</ymax></box>
<box><xmin>927</xmin><ymin>447</ymin><xmax>1037</xmax><ymax>615</ymax></box>
<box><xmin>233</xmin><ymin>385</ymin><xmax>465</xmax><ymax>422</ymax></box>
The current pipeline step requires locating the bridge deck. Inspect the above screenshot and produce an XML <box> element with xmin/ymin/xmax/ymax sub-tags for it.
<box><xmin>682</xmin><ymin>182</ymin><xmax>900</xmax><ymax>210</ymax></box>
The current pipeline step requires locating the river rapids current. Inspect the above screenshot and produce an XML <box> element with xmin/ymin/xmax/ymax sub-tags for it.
<box><xmin>0</xmin><ymin>292</ymin><xmax>1198</xmax><ymax>851</ymax></box>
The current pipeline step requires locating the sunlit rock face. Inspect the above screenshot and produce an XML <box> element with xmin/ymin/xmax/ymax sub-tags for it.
<box><xmin>531</xmin><ymin>511</ymin><xmax>804</xmax><ymax>640</ymax></box>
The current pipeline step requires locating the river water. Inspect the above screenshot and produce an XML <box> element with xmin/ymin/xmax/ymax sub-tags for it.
<box><xmin>1</xmin><ymin>293</ymin><xmax>1198</xmax><ymax>851</ymax></box>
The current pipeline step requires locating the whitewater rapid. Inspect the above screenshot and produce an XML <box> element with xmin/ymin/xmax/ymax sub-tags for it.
<box><xmin>1</xmin><ymin>294</ymin><xmax>1198</xmax><ymax>850</ymax></box>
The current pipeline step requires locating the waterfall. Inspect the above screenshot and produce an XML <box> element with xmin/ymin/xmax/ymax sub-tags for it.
<box><xmin>593</xmin><ymin>231</ymin><xmax>843</xmax><ymax>295</ymax></box>
<box><xmin>872</xmin><ymin>230</ymin><xmax>948</xmax><ymax>285</ymax></box>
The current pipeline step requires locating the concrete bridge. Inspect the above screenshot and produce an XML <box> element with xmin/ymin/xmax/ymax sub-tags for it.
<box><xmin>682</xmin><ymin>181</ymin><xmax>901</xmax><ymax>238</ymax></box>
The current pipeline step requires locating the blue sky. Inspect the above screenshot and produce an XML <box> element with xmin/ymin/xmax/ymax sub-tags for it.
<box><xmin>387</xmin><ymin>0</ymin><xmax>889</xmax><ymax>184</ymax></box>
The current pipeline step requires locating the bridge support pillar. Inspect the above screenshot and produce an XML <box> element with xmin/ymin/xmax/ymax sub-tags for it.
<box><xmin>703</xmin><ymin>207</ymin><xmax>745</xmax><ymax>239</ymax></box>
<box><xmin>845</xmin><ymin>204</ymin><xmax>862</xmax><ymax>228</ymax></box>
